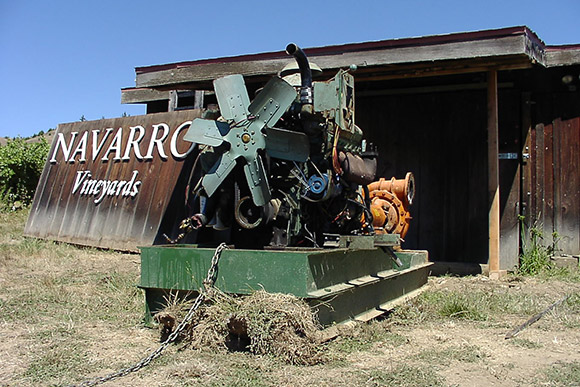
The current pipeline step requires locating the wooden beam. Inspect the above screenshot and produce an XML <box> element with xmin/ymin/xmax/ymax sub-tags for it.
<box><xmin>357</xmin><ymin>82</ymin><xmax>515</xmax><ymax>97</ymax></box>
<box><xmin>121</xmin><ymin>88</ymin><xmax>170</xmax><ymax>104</ymax></box>
<box><xmin>135</xmin><ymin>35</ymin><xmax>532</xmax><ymax>88</ymax></box>
<box><xmin>487</xmin><ymin>70</ymin><xmax>502</xmax><ymax>276</ymax></box>
<box><xmin>353</xmin><ymin>61</ymin><xmax>532</xmax><ymax>83</ymax></box>
<box><xmin>545</xmin><ymin>47</ymin><xmax>580</xmax><ymax>67</ymax></box>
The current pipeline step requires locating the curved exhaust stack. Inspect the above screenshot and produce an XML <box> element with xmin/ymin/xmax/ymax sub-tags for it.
<box><xmin>286</xmin><ymin>43</ymin><xmax>313</xmax><ymax>106</ymax></box>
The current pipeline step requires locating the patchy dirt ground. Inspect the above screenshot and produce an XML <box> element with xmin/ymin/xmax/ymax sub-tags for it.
<box><xmin>362</xmin><ymin>279</ymin><xmax>580</xmax><ymax>387</ymax></box>
<box><xmin>0</xmin><ymin>212</ymin><xmax>578</xmax><ymax>386</ymax></box>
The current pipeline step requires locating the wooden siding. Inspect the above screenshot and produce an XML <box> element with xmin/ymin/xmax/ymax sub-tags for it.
<box><xmin>527</xmin><ymin>118</ymin><xmax>580</xmax><ymax>255</ymax></box>
<box><xmin>24</xmin><ymin>110</ymin><xmax>201</xmax><ymax>251</ymax></box>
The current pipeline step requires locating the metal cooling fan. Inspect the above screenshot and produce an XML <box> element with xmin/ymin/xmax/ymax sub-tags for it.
<box><xmin>184</xmin><ymin>74</ymin><xmax>310</xmax><ymax>206</ymax></box>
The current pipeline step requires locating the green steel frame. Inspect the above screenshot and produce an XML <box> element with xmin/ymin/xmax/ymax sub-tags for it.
<box><xmin>140</xmin><ymin>235</ymin><xmax>432</xmax><ymax>326</ymax></box>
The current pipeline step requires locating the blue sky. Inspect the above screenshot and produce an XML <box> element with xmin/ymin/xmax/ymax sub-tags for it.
<box><xmin>1</xmin><ymin>0</ymin><xmax>579</xmax><ymax>138</ymax></box>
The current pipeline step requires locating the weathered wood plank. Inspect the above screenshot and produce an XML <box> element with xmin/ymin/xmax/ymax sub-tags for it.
<box><xmin>545</xmin><ymin>47</ymin><xmax>580</xmax><ymax>67</ymax></box>
<box><xmin>521</xmin><ymin>92</ymin><xmax>533</xmax><ymax>228</ymax></box>
<box><xmin>498</xmin><ymin>89</ymin><xmax>521</xmax><ymax>271</ymax></box>
<box><xmin>535</xmin><ymin>123</ymin><xmax>546</xmax><ymax>228</ymax></box>
<box><xmin>554</xmin><ymin>118</ymin><xmax>580</xmax><ymax>254</ymax></box>
<box><xmin>543</xmin><ymin>123</ymin><xmax>554</xmax><ymax>239</ymax></box>
<box><xmin>136</xmin><ymin>36</ymin><xmax>530</xmax><ymax>88</ymax></box>
<box><xmin>488</xmin><ymin>70</ymin><xmax>501</xmax><ymax>272</ymax></box>
<box><xmin>121</xmin><ymin>87</ymin><xmax>170</xmax><ymax>104</ymax></box>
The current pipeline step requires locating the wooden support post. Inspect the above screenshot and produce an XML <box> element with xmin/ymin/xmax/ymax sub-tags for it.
<box><xmin>487</xmin><ymin>70</ymin><xmax>506</xmax><ymax>278</ymax></box>
<box><xmin>168</xmin><ymin>90</ymin><xmax>178</xmax><ymax>112</ymax></box>
<box><xmin>194</xmin><ymin>90</ymin><xmax>205</xmax><ymax>109</ymax></box>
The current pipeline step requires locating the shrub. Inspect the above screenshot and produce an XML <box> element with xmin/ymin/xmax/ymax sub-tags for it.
<box><xmin>0</xmin><ymin>137</ymin><xmax>49</xmax><ymax>207</ymax></box>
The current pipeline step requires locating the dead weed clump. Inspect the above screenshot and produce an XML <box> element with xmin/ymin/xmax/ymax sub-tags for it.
<box><xmin>159</xmin><ymin>289</ymin><xmax>325</xmax><ymax>365</ymax></box>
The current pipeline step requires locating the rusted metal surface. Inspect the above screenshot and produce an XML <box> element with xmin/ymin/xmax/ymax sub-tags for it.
<box><xmin>24</xmin><ymin>110</ymin><xmax>201</xmax><ymax>251</ymax></box>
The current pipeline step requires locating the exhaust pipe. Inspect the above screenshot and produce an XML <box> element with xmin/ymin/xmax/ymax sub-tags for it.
<box><xmin>286</xmin><ymin>43</ymin><xmax>313</xmax><ymax>105</ymax></box>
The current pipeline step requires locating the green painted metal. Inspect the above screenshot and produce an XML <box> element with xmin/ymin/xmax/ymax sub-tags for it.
<box><xmin>140</xmin><ymin>239</ymin><xmax>432</xmax><ymax>326</ymax></box>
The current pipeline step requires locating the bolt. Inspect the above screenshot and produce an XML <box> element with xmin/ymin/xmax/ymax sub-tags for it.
<box><xmin>241</xmin><ymin>133</ymin><xmax>251</xmax><ymax>143</ymax></box>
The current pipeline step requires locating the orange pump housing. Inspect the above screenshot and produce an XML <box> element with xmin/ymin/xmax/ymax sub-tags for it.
<box><xmin>365</xmin><ymin>172</ymin><xmax>415</xmax><ymax>239</ymax></box>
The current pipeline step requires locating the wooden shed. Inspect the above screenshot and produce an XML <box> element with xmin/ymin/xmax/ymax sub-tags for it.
<box><xmin>121</xmin><ymin>26</ymin><xmax>580</xmax><ymax>270</ymax></box>
<box><xmin>26</xmin><ymin>26</ymin><xmax>579</xmax><ymax>271</ymax></box>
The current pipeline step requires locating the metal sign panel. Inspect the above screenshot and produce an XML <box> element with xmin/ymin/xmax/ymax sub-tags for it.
<box><xmin>24</xmin><ymin>110</ymin><xmax>202</xmax><ymax>251</ymax></box>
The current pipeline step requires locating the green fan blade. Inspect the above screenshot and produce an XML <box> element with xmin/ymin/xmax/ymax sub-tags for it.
<box><xmin>214</xmin><ymin>75</ymin><xmax>251</xmax><ymax>122</ymax></box>
<box><xmin>248</xmin><ymin>77</ymin><xmax>297</xmax><ymax>128</ymax></box>
<box><xmin>183</xmin><ymin>119</ymin><xmax>230</xmax><ymax>147</ymax></box>
<box><xmin>243</xmin><ymin>155</ymin><xmax>271</xmax><ymax>206</ymax></box>
<box><xmin>202</xmin><ymin>151</ymin><xmax>238</xmax><ymax>197</ymax></box>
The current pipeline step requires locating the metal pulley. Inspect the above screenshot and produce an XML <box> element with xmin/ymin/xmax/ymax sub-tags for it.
<box><xmin>234</xmin><ymin>196</ymin><xmax>280</xmax><ymax>229</ymax></box>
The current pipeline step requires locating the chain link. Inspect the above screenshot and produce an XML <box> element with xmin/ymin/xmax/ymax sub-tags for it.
<box><xmin>72</xmin><ymin>242</ymin><xmax>228</xmax><ymax>387</ymax></box>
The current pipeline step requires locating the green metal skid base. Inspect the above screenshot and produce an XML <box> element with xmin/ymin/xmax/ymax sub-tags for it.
<box><xmin>139</xmin><ymin>238</ymin><xmax>432</xmax><ymax>326</ymax></box>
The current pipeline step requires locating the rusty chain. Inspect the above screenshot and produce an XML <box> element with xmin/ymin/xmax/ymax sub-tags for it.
<box><xmin>72</xmin><ymin>242</ymin><xmax>228</xmax><ymax>387</ymax></box>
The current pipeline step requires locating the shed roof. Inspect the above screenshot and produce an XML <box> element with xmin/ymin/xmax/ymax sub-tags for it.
<box><xmin>122</xmin><ymin>26</ymin><xmax>580</xmax><ymax>104</ymax></box>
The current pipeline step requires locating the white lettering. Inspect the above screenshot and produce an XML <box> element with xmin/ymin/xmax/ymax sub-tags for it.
<box><xmin>49</xmin><ymin>120</ymin><xmax>195</xmax><ymax>163</ymax></box>
<box><xmin>101</xmin><ymin>128</ymin><xmax>123</xmax><ymax>161</ymax></box>
<box><xmin>93</xmin><ymin>180</ymin><xmax>104</xmax><ymax>196</ymax></box>
<box><xmin>122</xmin><ymin>125</ymin><xmax>145</xmax><ymax>161</ymax></box>
<box><xmin>122</xmin><ymin>170</ymin><xmax>139</xmax><ymax>196</ymax></box>
<box><xmin>72</xmin><ymin>171</ymin><xmax>91</xmax><ymax>193</ymax></box>
<box><xmin>107</xmin><ymin>181</ymin><xmax>119</xmax><ymax>195</ymax></box>
<box><xmin>92</xmin><ymin>128</ymin><xmax>113</xmax><ymax>161</ymax></box>
<box><xmin>131</xmin><ymin>181</ymin><xmax>141</xmax><ymax>197</ymax></box>
<box><xmin>49</xmin><ymin>132</ymin><xmax>78</xmax><ymax>163</ymax></box>
<box><xmin>170</xmin><ymin>120</ymin><xmax>195</xmax><ymax>159</ymax></box>
<box><xmin>69</xmin><ymin>131</ymin><xmax>88</xmax><ymax>163</ymax></box>
<box><xmin>94</xmin><ymin>181</ymin><xmax>112</xmax><ymax>204</ymax></box>
<box><xmin>144</xmin><ymin>123</ymin><xmax>169</xmax><ymax>160</ymax></box>
<box><xmin>70</xmin><ymin>170</ymin><xmax>142</xmax><ymax>204</ymax></box>
<box><xmin>115</xmin><ymin>181</ymin><xmax>126</xmax><ymax>195</ymax></box>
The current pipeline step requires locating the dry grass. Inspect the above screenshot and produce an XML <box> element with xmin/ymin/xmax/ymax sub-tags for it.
<box><xmin>1</xmin><ymin>208</ymin><xmax>579</xmax><ymax>387</ymax></box>
<box><xmin>159</xmin><ymin>289</ymin><xmax>324</xmax><ymax>365</ymax></box>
